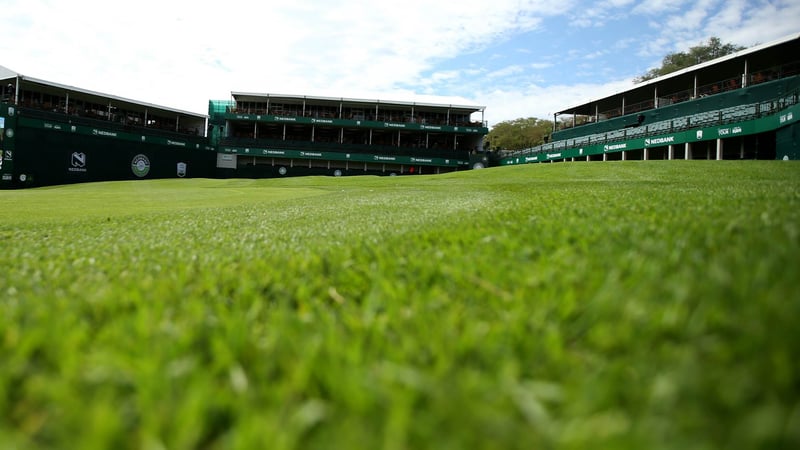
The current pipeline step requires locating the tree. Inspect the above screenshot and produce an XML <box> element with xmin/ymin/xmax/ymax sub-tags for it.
<box><xmin>486</xmin><ymin>117</ymin><xmax>553</xmax><ymax>151</ymax></box>
<box><xmin>635</xmin><ymin>37</ymin><xmax>746</xmax><ymax>83</ymax></box>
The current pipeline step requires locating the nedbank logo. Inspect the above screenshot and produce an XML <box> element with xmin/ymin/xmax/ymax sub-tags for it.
<box><xmin>71</xmin><ymin>152</ymin><xmax>86</xmax><ymax>168</ymax></box>
<box><xmin>131</xmin><ymin>154</ymin><xmax>151</xmax><ymax>177</ymax></box>
<box><xmin>645</xmin><ymin>136</ymin><xmax>675</xmax><ymax>147</ymax></box>
<box><xmin>69</xmin><ymin>152</ymin><xmax>87</xmax><ymax>173</ymax></box>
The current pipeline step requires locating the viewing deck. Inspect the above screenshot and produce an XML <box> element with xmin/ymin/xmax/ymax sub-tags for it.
<box><xmin>501</xmin><ymin>75</ymin><xmax>800</xmax><ymax>163</ymax></box>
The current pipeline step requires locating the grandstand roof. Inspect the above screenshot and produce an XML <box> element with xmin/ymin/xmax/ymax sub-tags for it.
<box><xmin>230</xmin><ymin>92</ymin><xmax>485</xmax><ymax>114</ymax></box>
<box><xmin>557</xmin><ymin>32</ymin><xmax>800</xmax><ymax>118</ymax></box>
<box><xmin>0</xmin><ymin>65</ymin><xmax>206</xmax><ymax>118</ymax></box>
<box><xmin>0</xmin><ymin>65</ymin><xmax>17</xmax><ymax>80</ymax></box>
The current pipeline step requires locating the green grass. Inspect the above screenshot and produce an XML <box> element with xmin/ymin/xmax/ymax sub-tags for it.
<box><xmin>1</xmin><ymin>161</ymin><xmax>799</xmax><ymax>449</ymax></box>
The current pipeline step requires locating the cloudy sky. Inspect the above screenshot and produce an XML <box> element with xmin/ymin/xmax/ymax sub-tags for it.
<box><xmin>1</xmin><ymin>0</ymin><xmax>798</xmax><ymax>126</ymax></box>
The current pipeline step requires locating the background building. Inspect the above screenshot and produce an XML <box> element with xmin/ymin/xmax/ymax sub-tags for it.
<box><xmin>209</xmin><ymin>93</ymin><xmax>489</xmax><ymax>178</ymax></box>
<box><xmin>0</xmin><ymin>66</ymin><xmax>216</xmax><ymax>188</ymax></box>
<box><xmin>500</xmin><ymin>33</ymin><xmax>800</xmax><ymax>165</ymax></box>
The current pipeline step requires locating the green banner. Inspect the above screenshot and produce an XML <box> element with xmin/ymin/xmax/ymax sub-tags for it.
<box><xmin>220</xmin><ymin>146</ymin><xmax>469</xmax><ymax>167</ymax></box>
<box><xmin>16</xmin><ymin>116</ymin><xmax>216</xmax><ymax>151</ymax></box>
<box><xmin>224</xmin><ymin>112</ymin><xmax>487</xmax><ymax>134</ymax></box>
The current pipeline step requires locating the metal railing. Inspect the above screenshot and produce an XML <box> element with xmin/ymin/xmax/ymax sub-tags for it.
<box><xmin>559</xmin><ymin>59</ymin><xmax>800</xmax><ymax>127</ymax></box>
<box><xmin>17</xmin><ymin>107</ymin><xmax>206</xmax><ymax>140</ymax></box>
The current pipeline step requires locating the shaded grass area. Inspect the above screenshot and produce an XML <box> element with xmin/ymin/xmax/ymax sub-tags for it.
<box><xmin>1</xmin><ymin>161</ymin><xmax>799</xmax><ymax>449</ymax></box>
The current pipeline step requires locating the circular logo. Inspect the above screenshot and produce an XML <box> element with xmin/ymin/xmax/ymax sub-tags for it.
<box><xmin>131</xmin><ymin>154</ymin><xmax>151</xmax><ymax>177</ymax></box>
<box><xmin>333</xmin><ymin>169</ymin><xmax>342</xmax><ymax>177</ymax></box>
<box><xmin>5</xmin><ymin>128</ymin><xmax>13</xmax><ymax>138</ymax></box>
<box><xmin>278</xmin><ymin>166</ymin><xmax>287</xmax><ymax>176</ymax></box>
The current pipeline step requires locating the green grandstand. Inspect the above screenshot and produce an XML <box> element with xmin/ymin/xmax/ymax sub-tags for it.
<box><xmin>209</xmin><ymin>93</ymin><xmax>489</xmax><ymax>178</ymax></box>
<box><xmin>0</xmin><ymin>66</ymin><xmax>216</xmax><ymax>188</ymax></box>
<box><xmin>499</xmin><ymin>33</ymin><xmax>800</xmax><ymax>165</ymax></box>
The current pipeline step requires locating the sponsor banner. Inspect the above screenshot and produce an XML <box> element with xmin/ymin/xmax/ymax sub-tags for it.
<box><xmin>778</xmin><ymin>104</ymin><xmax>798</xmax><ymax>126</ymax></box>
<box><xmin>222</xmin><ymin>112</ymin><xmax>488</xmax><ymax>134</ymax></box>
<box><xmin>68</xmin><ymin>151</ymin><xmax>87</xmax><ymax>173</ymax></box>
<box><xmin>131</xmin><ymin>154</ymin><xmax>151</xmax><ymax>177</ymax></box>
<box><xmin>17</xmin><ymin>117</ymin><xmax>211</xmax><ymax>151</ymax></box>
<box><xmin>220</xmin><ymin>146</ymin><xmax>466</xmax><ymax>166</ymax></box>
<box><xmin>645</xmin><ymin>136</ymin><xmax>676</xmax><ymax>147</ymax></box>
<box><xmin>604</xmin><ymin>142</ymin><xmax>627</xmax><ymax>152</ymax></box>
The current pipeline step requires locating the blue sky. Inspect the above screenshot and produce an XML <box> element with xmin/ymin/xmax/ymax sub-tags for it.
<box><xmin>1</xmin><ymin>0</ymin><xmax>798</xmax><ymax>127</ymax></box>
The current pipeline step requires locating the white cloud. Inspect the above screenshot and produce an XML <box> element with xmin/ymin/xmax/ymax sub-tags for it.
<box><xmin>717</xmin><ymin>0</ymin><xmax>800</xmax><ymax>46</ymax></box>
<box><xmin>487</xmin><ymin>65</ymin><xmax>526</xmax><ymax>79</ymax></box>
<box><xmin>633</xmin><ymin>0</ymin><xmax>691</xmax><ymax>15</ymax></box>
<box><xmin>665</xmin><ymin>0</ymin><xmax>717</xmax><ymax>31</ymax></box>
<box><xmin>605</xmin><ymin>0</ymin><xmax>636</xmax><ymax>7</ymax></box>
<box><xmin>0</xmin><ymin>0</ymin><xmax>556</xmax><ymax>114</ymax></box>
<box><xmin>475</xmin><ymin>78</ymin><xmax>635</xmax><ymax>126</ymax></box>
<box><xmin>705</xmin><ymin>0</ymin><xmax>746</xmax><ymax>33</ymax></box>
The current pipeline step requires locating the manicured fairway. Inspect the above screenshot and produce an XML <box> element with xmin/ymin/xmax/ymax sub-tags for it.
<box><xmin>1</xmin><ymin>161</ymin><xmax>799</xmax><ymax>449</ymax></box>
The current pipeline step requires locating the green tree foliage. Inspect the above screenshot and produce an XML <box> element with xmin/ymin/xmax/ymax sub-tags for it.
<box><xmin>486</xmin><ymin>117</ymin><xmax>553</xmax><ymax>151</ymax></box>
<box><xmin>635</xmin><ymin>37</ymin><xmax>746</xmax><ymax>83</ymax></box>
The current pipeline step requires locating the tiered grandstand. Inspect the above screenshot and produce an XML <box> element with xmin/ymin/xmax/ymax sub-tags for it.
<box><xmin>499</xmin><ymin>33</ymin><xmax>800</xmax><ymax>165</ymax></box>
<box><xmin>209</xmin><ymin>93</ymin><xmax>488</xmax><ymax>177</ymax></box>
<box><xmin>0</xmin><ymin>66</ymin><xmax>216</xmax><ymax>188</ymax></box>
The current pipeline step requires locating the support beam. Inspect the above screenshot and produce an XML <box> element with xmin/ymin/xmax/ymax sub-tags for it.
<box><xmin>685</xmin><ymin>142</ymin><xmax>691</xmax><ymax>160</ymax></box>
<box><xmin>668</xmin><ymin>144</ymin><xmax>674</xmax><ymax>160</ymax></box>
<box><xmin>743</xmin><ymin>59</ymin><xmax>749</xmax><ymax>88</ymax></box>
<box><xmin>716</xmin><ymin>138</ymin><xmax>723</xmax><ymax>160</ymax></box>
